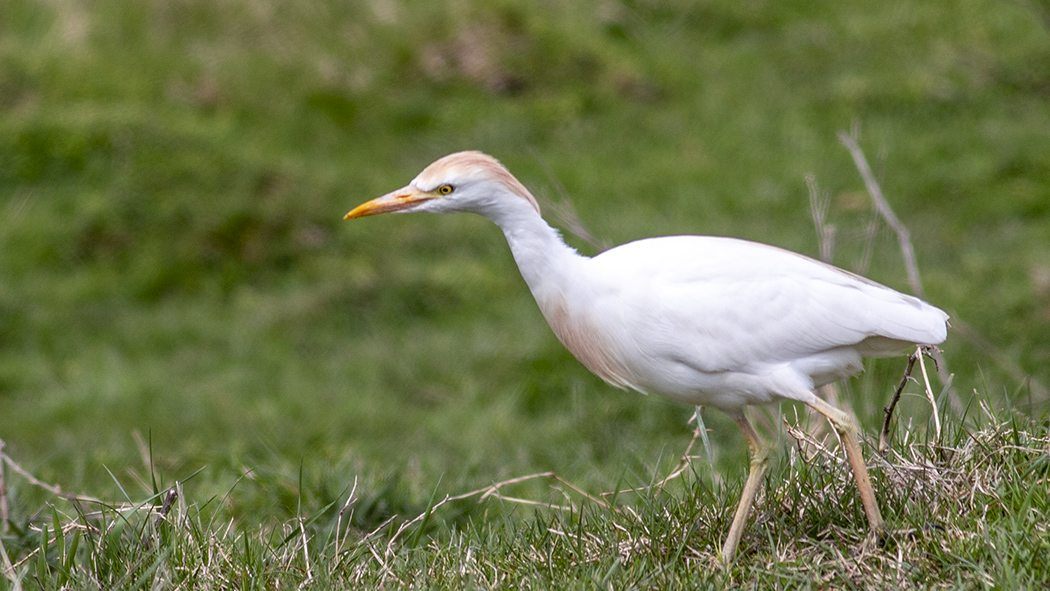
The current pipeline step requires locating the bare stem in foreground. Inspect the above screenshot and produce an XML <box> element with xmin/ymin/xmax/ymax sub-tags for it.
<box><xmin>880</xmin><ymin>351</ymin><xmax>919</xmax><ymax>454</ymax></box>
<box><xmin>604</xmin><ymin>422</ymin><xmax>704</xmax><ymax>498</ymax></box>
<box><xmin>0</xmin><ymin>441</ymin><xmax>8</xmax><ymax>533</ymax></box>
<box><xmin>0</xmin><ymin>442</ymin><xmax>104</xmax><ymax>506</ymax></box>
<box><xmin>917</xmin><ymin>346</ymin><xmax>941</xmax><ymax>439</ymax></box>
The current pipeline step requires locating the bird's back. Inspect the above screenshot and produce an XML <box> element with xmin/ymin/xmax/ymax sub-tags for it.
<box><xmin>538</xmin><ymin>235</ymin><xmax>947</xmax><ymax>408</ymax></box>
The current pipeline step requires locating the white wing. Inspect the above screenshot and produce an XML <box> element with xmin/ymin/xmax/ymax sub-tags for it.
<box><xmin>574</xmin><ymin>236</ymin><xmax>947</xmax><ymax>404</ymax></box>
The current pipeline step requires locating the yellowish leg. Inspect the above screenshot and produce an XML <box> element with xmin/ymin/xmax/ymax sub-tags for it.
<box><xmin>806</xmin><ymin>396</ymin><xmax>885</xmax><ymax>533</ymax></box>
<box><xmin>720</xmin><ymin>411</ymin><xmax>770</xmax><ymax>563</ymax></box>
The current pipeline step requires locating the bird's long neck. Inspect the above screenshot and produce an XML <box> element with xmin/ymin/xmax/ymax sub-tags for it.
<box><xmin>483</xmin><ymin>194</ymin><xmax>638</xmax><ymax>391</ymax></box>
<box><xmin>482</xmin><ymin>199</ymin><xmax>587</xmax><ymax>300</ymax></box>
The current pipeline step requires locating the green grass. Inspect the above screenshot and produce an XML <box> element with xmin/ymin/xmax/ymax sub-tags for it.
<box><xmin>1</xmin><ymin>0</ymin><xmax>1049</xmax><ymax>587</ymax></box>
<box><xmin>3</xmin><ymin>402</ymin><xmax>1048</xmax><ymax>589</ymax></box>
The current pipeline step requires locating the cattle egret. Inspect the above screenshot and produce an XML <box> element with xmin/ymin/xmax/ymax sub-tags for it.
<box><xmin>345</xmin><ymin>151</ymin><xmax>949</xmax><ymax>561</ymax></box>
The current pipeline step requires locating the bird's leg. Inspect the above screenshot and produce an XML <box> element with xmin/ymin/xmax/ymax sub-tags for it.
<box><xmin>720</xmin><ymin>411</ymin><xmax>770</xmax><ymax>563</ymax></box>
<box><xmin>806</xmin><ymin>396</ymin><xmax>885</xmax><ymax>534</ymax></box>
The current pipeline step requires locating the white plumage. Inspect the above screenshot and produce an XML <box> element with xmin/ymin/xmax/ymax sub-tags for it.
<box><xmin>346</xmin><ymin>150</ymin><xmax>948</xmax><ymax>561</ymax></box>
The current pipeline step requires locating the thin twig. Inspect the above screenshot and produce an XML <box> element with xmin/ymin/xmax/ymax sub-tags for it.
<box><xmin>917</xmin><ymin>346</ymin><xmax>941</xmax><ymax>440</ymax></box>
<box><xmin>0</xmin><ymin>448</ymin><xmax>104</xmax><ymax>505</ymax></box>
<box><xmin>805</xmin><ymin>174</ymin><xmax>835</xmax><ymax>263</ymax></box>
<box><xmin>837</xmin><ymin>126</ymin><xmax>924</xmax><ymax>299</ymax></box>
<box><xmin>784</xmin><ymin>417</ymin><xmax>841</xmax><ymax>463</ymax></box>
<box><xmin>838</xmin><ymin>124</ymin><xmax>959</xmax><ymax>413</ymax></box>
<box><xmin>856</xmin><ymin>200</ymin><xmax>880</xmax><ymax>278</ymax></box>
<box><xmin>157</xmin><ymin>487</ymin><xmax>178</xmax><ymax>520</ymax></box>
<box><xmin>375</xmin><ymin>471</ymin><xmax>591</xmax><ymax>550</ymax></box>
<box><xmin>144</xmin><ymin>486</ymin><xmax>179</xmax><ymax>542</ymax></box>
<box><xmin>604</xmin><ymin>424</ymin><xmax>703</xmax><ymax>498</ymax></box>
<box><xmin>880</xmin><ymin>350</ymin><xmax>919</xmax><ymax>454</ymax></box>
<box><xmin>355</xmin><ymin>425</ymin><xmax>710</xmax><ymax>553</ymax></box>
<box><xmin>335</xmin><ymin>476</ymin><xmax>359</xmax><ymax>556</ymax></box>
<box><xmin>298</xmin><ymin>516</ymin><xmax>313</xmax><ymax>588</ymax></box>
<box><xmin>470</xmin><ymin>472</ymin><xmax>557</xmax><ymax>502</ymax></box>
<box><xmin>0</xmin><ymin>441</ymin><xmax>8</xmax><ymax>533</ymax></box>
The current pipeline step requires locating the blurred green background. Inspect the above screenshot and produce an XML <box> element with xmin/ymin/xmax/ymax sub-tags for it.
<box><xmin>1</xmin><ymin>0</ymin><xmax>1048</xmax><ymax>524</ymax></box>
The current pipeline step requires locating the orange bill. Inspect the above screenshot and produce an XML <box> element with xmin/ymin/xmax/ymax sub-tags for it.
<box><xmin>344</xmin><ymin>186</ymin><xmax>432</xmax><ymax>219</ymax></box>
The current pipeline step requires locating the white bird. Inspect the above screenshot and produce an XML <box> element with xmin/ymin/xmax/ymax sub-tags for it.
<box><xmin>345</xmin><ymin>151</ymin><xmax>949</xmax><ymax>561</ymax></box>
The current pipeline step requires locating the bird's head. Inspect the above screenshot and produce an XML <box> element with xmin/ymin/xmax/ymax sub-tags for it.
<box><xmin>345</xmin><ymin>151</ymin><xmax>540</xmax><ymax>221</ymax></box>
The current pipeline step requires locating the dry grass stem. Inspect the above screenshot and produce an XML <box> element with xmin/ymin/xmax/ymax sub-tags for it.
<box><xmin>604</xmin><ymin>424</ymin><xmax>703</xmax><ymax>498</ymax></box>
<box><xmin>806</xmin><ymin>174</ymin><xmax>836</xmax><ymax>263</ymax></box>
<box><xmin>0</xmin><ymin>441</ymin><xmax>8</xmax><ymax>534</ymax></box>
<box><xmin>2</xmin><ymin>413</ymin><xmax>1047</xmax><ymax>587</ymax></box>
<box><xmin>880</xmin><ymin>350</ymin><xmax>919</xmax><ymax>454</ymax></box>
<box><xmin>784</xmin><ymin>417</ymin><xmax>843</xmax><ymax>464</ymax></box>
<box><xmin>917</xmin><ymin>346</ymin><xmax>941</xmax><ymax>439</ymax></box>
<box><xmin>0</xmin><ymin>443</ymin><xmax>104</xmax><ymax>506</ymax></box>
<box><xmin>837</xmin><ymin>126</ymin><xmax>924</xmax><ymax>299</ymax></box>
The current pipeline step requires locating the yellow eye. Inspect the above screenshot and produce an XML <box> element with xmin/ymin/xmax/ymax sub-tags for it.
<box><xmin>437</xmin><ymin>184</ymin><xmax>454</xmax><ymax>195</ymax></box>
